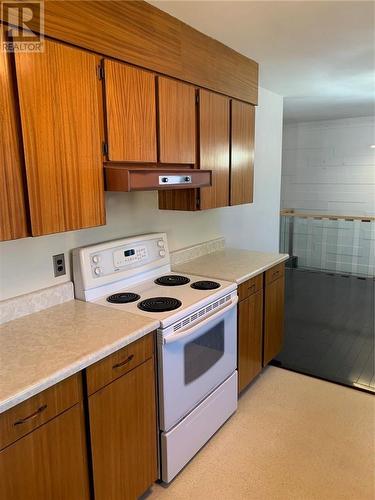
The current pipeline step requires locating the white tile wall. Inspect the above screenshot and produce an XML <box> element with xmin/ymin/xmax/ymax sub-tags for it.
<box><xmin>282</xmin><ymin>116</ymin><xmax>375</xmax><ymax>216</ymax></box>
<box><xmin>281</xmin><ymin>217</ymin><xmax>375</xmax><ymax>276</ymax></box>
<box><xmin>281</xmin><ymin>116</ymin><xmax>375</xmax><ymax>276</ymax></box>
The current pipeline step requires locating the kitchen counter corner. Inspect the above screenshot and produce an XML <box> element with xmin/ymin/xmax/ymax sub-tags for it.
<box><xmin>173</xmin><ymin>248</ymin><xmax>289</xmax><ymax>284</ymax></box>
<box><xmin>0</xmin><ymin>300</ymin><xmax>159</xmax><ymax>414</ymax></box>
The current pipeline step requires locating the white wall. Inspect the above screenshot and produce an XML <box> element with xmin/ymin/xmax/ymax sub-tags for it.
<box><xmin>0</xmin><ymin>87</ymin><xmax>283</xmax><ymax>301</ymax></box>
<box><xmin>282</xmin><ymin>116</ymin><xmax>375</xmax><ymax>215</ymax></box>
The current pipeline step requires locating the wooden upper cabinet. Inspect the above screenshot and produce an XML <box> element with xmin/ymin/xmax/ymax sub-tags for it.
<box><xmin>199</xmin><ymin>89</ymin><xmax>230</xmax><ymax>209</ymax></box>
<box><xmin>15</xmin><ymin>39</ymin><xmax>105</xmax><ymax>236</ymax></box>
<box><xmin>231</xmin><ymin>100</ymin><xmax>255</xmax><ymax>206</ymax></box>
<box><xmin>104</xmin><ymin>60</ymin><xmax>157</xmax><ymax>162</ymax></box>
<box><xmin>0</xmin><ymin>27</ymin><xmax>29</xmax><ymax>241</ymax></box>
<box><xmin>158</xmin><ymin>77</ymin><xmax>196</xmax><ymax>164</ymax></box>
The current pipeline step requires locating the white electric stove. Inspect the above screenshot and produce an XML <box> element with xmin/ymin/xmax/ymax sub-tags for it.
<box><xmin>73</xmin><ymin>233</ymin><xmax>238</xmax><ymax>483</ymax></box>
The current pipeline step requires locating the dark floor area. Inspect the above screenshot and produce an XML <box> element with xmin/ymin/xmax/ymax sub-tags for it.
<box><xmin>275</xmin><ymin>268</ymin><xmax>375</xmax><ymax>393</ymax></box>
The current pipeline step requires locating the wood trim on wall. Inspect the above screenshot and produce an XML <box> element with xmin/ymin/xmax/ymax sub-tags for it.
<box><xmin>1</xmin><ymin>0</ymin><xmax>258</xmax><ymax>104</ymax></box>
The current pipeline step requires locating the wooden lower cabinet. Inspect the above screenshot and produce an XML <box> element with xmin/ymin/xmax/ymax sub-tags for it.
<box><xmin>238</xmin><ymin>289</ymin><xmax>263</xmax><ymax>393</ymax></box>
<box><xmin>88</xmin><ymin>357</ymin><xmax>158</xmax><ymax>500</ymax></box>
<box><xmin>263</xmin><ymin>273</ymin><xmax>285</xmax><ymax>366</ymax></box>
<box><xmin>0</xmin><ymin>403</ymin><xmax>90</xmax><ymax>500</ymax></box>
<box><xmin>237</xmin><ymin>264</ymin><xmax>286</xmax><ymax>392</ymax></box>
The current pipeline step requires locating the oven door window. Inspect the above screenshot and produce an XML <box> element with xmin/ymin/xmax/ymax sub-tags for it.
<box><xmin>184</xmin><ymin>320</ymin><xmax>225</xmax><ymax>384</ymax></box>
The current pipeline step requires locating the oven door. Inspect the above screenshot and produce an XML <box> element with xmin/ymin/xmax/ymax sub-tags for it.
<box><xmin>158</xmin><ymin>296</ymin><xmax>238</xmax><ymax>431</ymax></box>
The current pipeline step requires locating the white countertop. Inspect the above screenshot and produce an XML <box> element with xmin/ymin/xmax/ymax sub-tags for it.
<box><xmin>0</xmin><ymin>300</ymin><xmax>159</xmax><ymax>414</ymax></box>
<box><xmin>173</xmin><ymin>248</ymin><xmax>289</xmax><ymax>284</ymax></box>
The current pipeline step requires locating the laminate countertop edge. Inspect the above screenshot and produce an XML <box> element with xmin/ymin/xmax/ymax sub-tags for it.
<box><xmin>232</xmin><ymin>254</ymin><xmax>290</xmax><ymax>284</ymax></box>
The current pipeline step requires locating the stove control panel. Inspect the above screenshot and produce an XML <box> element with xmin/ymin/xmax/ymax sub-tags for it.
<box><xmin>82</xmin><ymin>234</ymin><xmax>169</xmax><ymax>281</ymax></box>
<box><xmin>113</xmin><ymin>245</ymin><xmax>148</xmax><ymax>268</ymax></box>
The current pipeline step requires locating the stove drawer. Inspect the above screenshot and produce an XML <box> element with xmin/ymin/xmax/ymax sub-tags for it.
<box><xmin>160</xmin><ymin>371</ymin><xmax>237</xmax><ymax>483</ymax></box>
<box><xmin>86</xmin><ymin>333</ymin><xmax>154</xmax><ymax>395</ymax></box>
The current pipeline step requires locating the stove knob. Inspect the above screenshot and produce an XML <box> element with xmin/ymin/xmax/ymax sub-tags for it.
<box><xmin>157</xmin><ymin>240</ymin><xmax>165</xmax><ymax>248</ymax></box>
<box><xmin>92</xmin><ymin>254</ymin><xmax>100</xmax><ymax>264</ymax></box>
<box><xmin>159</xmin><ymin>250</ymin><xmax>166</xmax><ymax>257</ymax></box>
<box><xmin>94</xmin><ymin>267</ymin><xmax>102</xmax><ymax>276</ymax></box>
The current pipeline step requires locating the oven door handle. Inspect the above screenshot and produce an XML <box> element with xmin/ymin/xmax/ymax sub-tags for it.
<box><xmin>163</xmin><ymin>296</ymin><xmax>238</xmax><ymax>345</ymax></box>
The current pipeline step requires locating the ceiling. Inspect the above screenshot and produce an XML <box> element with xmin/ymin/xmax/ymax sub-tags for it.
<box><xmin>148</xmin><ymin>1</ymin><xmax>375</xmax><ymax>122</ymax></box>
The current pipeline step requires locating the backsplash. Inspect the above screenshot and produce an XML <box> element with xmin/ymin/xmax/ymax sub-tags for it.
<box><xmin>170</xmin><ymin>237</ymin><xmax>225</xmax><ymax>266</ymax></box>
<box><xmin>0</xmin><ymin>282</ymin><xmax>74</xmax><ymax>325</ymax></box>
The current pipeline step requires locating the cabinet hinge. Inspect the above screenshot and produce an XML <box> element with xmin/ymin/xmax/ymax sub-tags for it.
<box><xmin>97</xmin><ymin>64</ymin><xmax>105</xmax><ymax>81</ymax></box>
<box><xmin>102</xmin><ymin>142</ymin><xmax>109</xmax><ymax>156</ymax></box>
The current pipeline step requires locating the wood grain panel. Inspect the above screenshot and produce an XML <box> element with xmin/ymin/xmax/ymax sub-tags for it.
<box><xmin>3</xmin><ymin>1</ymin><xmax>258</xmax><ymax>104</ymax></box>
<box><xmin>238</xmin><ymin>274</ymin><xmax>263</xmax><ymax>302</ymax></box>
<box><xmin>264</xmin><ymin>275</ymin><xmax>285</xmax><ymax>366</ymax></box>
<box><xmin>238</xmin><ymin>290</ymin><xmax>263</xmax><ymax>393</ymax></box>
<box><xmin>89</xmin><ymin>358</ymin><xmax>157</xmax><ymax>500</ymax></box>
<box><xmin>86</xmin><ymin>333</ymin><xmax>154</xmax><ymax>395</ymax></box>
<box><xmin>0</xmin><ymin>26</ymin><xmax>29</xmax><ymax>241</ymax></box>
<box><xmin>231</xmin><ymin>100</ymin><xmax>255</xmax><ymax>205</ymax></box>
<box><xmin>158</xmin><ymin>77</ymin><xmax>196</xmax><ymax>164</ymax></box>
<box><xmin>0</xmin><ymin>374</ymin><xmax>82</xmax><ymax>451</ymax></box>
<box><xmin>15</xmin><ymin>39</ymin><xmax>105</xmax><ymax>236</ymax></box>
<box><xmin>265</xmin><ymin>262</ymin><xmax>285</xmax><ymax>285</ymax></box>
<box><xmin>105</xmin><ymin>60</ymin><xmax>157</xmax><ymax>162</ymax></box>
<box><xmin>199</xmin><ymin>89</ymin><xmax>230</xmax><ymax>209</ymax></box>
<box><xmin>158</xmin><ymin>188</ymin><xmax>198</xmax><ymax>211</ymax></box>
<box><xmin>180</xmin><ymin>20</ymin><xmax>258</xmax><ymax>105</ymax></box>
<box><xmin>0</xmin><ymin>403</ymin><xmax>90</xmax><ymax>500</ymax></box>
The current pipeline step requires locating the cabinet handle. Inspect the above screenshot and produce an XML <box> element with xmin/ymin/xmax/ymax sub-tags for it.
<box><xmin>13</xmin><ymin>404</ymin><xmax>47</xmax><ymax>426</ymax></box>
<box><xmin>272</xmin><ymin>270</ymin><xmax>280</xmax><ymax>277</ymax></box>
<box><xmin>248</xmin><ymin>284</ymin><xmax>256</xmax><ymax>292</ymax></box>
<box><xmin>112</xmin><ymin>354</ymin><xmax>134</xmax><ymax>369</ymax></box>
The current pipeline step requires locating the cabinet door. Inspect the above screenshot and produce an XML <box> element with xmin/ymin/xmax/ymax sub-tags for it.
<box><xmin>105</xmin><ymin>60</ymin><xmax>157</xmax><ymax>162</ymax></box>
<box><xmin>238</xmin><ymin>290</ymin><xmax>263</xmax><ymax>393</ymax></box>
<box><xmin>0</xmin><ymin>404</ymin><xmax>89</xmax><ymax>500</ymax></box>
<box><xmin>158</xmin><ymin>77</ymin><xmax>196</xmax><ymax>164</ymax></box>
<box><xmin>199</xmin><ymin>89</ymin><xmax>229</xmax><ymax>209</ymax></box>
<box><xmin>231</xmin><ymin>100</ymin><xmax>255</xmax><ymax>205</ymax></box>
<box><xmin>15</xmin><ymin>39</ymin><xmax>105</xmax><ymax>236</ymax></box>
<box><xmin>0</xmin><ymin>27</ymin><xmax>29</xmax><ymax>241</ymax></box>
<box><xmin>264</xmin><ymin>275</ymin><xmax>285</xmax><ymax>366</ymax></box>
<box><xmin>89</xmin><ymin>358</ymin><xmax>157</xmax><ymax>500</ymax></box>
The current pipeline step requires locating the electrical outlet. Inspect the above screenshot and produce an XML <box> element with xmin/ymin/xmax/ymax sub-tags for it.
<box><xmin>53</xmin><ymin>253</ymin><xmax>66</xmax><ymax>277</ymax></box>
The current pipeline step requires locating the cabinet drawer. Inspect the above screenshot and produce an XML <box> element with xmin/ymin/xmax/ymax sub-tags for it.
<box><xmin>86</xmin><ymin>333</ymin><xmax>154</xmax><ymax>395</ymax></box>
<box><xmin>265</xmin><ymin>263</ymin><xmax>285</xmax><ymax>285</ymax></box>
<box><xmin>238</xmin><ymin>274</ymin><xmax>263</xmax><ymax>301</ymax></box>
<box><xmin>0</xmin><ymin>374</ymin><xmax>82</xmax><ymax>451</ymax></box>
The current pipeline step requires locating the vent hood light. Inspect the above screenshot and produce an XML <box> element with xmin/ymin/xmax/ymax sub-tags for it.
<box><xmin>104</xmin><ymin>165</ymin><xmax>212</xmax><ymax>192</ymax></box>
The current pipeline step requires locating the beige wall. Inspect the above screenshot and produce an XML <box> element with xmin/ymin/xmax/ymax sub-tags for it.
<box><xmin>0</xmin><ymin>87</ymin><xmax>283</xmax><ymax>301</ymax></box>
